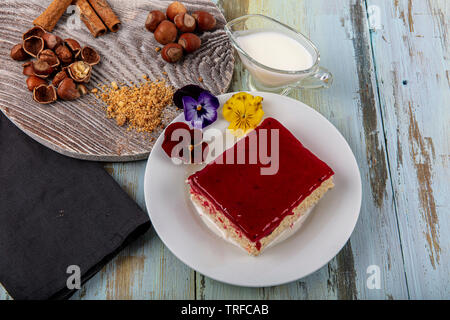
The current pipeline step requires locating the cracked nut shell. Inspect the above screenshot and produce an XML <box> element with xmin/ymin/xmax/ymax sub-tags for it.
<box><xmin>52</xmin><ymin>70</ymin><xmax>68</xmax><ymax>87</ymax></box>
<box><xmin>38</xmin><ymin>49</ymin><xmax>60</xmax><ymax>68</ymax></box>
<box><xmin>68</xmin><ymin>61</ymin><xmax>92</xmax><ymax>83</ymax></box>
<box><xmin>42</xmin><ymin>33</ymin><xmax>63</xmax><ymax>50</ymax></box>
<box><xmin>77</xmin><ymin>84</ymin><xmax>88</xmax><ymax>96</ymax></box>
<box><xmin>23</xmin><ymin>36</ymin><xmax>44</xmax><ymax>58</ymax></box>
<box><xmin>32</xmin><ymin>60</ymin><xmax>54</xmax><ymax>78</ymax></box>
<box><xmin>26</xmin><ymin>76</ymin><xmax>47</xmax><ymax>91</ymax></box>
<box><xmin>10</xmin><ymin>43</ymin><xmax>29</xmax><ymax>61</ymax></box>
<box><xmin>57</xmin><ymin>78</ymin><xmax>80</xmax><ymax>100</ymax></box>
<box><xmin>81</xmin><ymin>46</ymin><xmax>100</xmax><ymax>66</ymax></box>
<box><xmin>23</xmin><ymin>62</ymin><xmax>34</xmax><ymax>76</ymax></box>
<box><xmin>55</xmin><ymin>44</ymin><xmax>73</xmax><ymax>65</ymax></box>
<box><xmin>65</xmin><ymin>38</ymin><xmax>81</xmax><ymax>57</ymax></box>
<box><xmin>22</xmin><ymin>26</ymin><xmax>46</xmax><ymax>41</ymax></box>
<box><xmin>33</xmin><ymin>84</ymin><xmax>57</xmax><ymax>104</ymax></box>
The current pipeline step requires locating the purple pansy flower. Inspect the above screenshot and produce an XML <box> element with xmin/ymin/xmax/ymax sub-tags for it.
<box><xmin>182</xmin><ymin>91</ymin><xmax>220</xmax><ymax>129</ymax></box>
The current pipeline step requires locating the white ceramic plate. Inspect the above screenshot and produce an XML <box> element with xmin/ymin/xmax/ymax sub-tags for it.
<box><xmin>144</xmin><ymin>92</ymin><xmax>361</xmax><ymax>287</ymax></box>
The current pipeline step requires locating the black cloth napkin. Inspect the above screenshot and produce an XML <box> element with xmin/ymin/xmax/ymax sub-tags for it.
<box><xmin>0</xmin><ymin>113</ymin><xmax>150</xmax><ymax>300</ymax></box>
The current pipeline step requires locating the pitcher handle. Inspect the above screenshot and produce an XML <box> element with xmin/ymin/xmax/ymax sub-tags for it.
<box><xmin>294</xmin><ymin>66</ymin><xmax>333</xmax><ymax>89</ymax></box>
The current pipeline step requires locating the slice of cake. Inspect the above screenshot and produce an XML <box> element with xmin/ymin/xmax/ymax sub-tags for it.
<box><xmin>187</xmin><ymin>117</ymin><xmax>334</xmax><ymax>256</ymax></box>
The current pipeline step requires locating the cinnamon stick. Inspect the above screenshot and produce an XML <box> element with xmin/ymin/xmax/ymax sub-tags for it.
<box><xmin>76</xmin><ymin>0</ymin><xmax>107</xmax><ymax>37</ymax></box>
<box><xmin>87</xmin><ymin>0</ymin><xmax>121</xmax><ymax>32</ymax></box>
<box><xmin>33</xmin><ymin>0</ymin><xmax>73</xmax><ymax>32</ymax></box>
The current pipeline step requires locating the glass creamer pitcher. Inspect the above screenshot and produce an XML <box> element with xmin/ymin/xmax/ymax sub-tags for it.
<box><xmin>225</xmin><ymin>14</ymin><xmax>332</xmax><ymax>95</ymax></box>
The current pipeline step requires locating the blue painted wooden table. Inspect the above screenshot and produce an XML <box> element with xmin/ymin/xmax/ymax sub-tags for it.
<box><xmin>1</xmin><ymin>0</ymin><xmax>448</xmax><ymax>300</ymax></box>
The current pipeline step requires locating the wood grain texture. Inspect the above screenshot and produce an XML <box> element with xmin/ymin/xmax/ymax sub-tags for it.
<box><xmin>1</xmin><ymin>0</ymin><xmax>448</xmax><ymax>301</ymax></box>
<box><xmin>367</xmin><ymin>0</ymin><xmax>449</xmax><ymax>299</ymax></box>
<box><xmin>0</xmin><ymin>0</ymin><xmax>234</xmax><ymax>161</ymax></box>
<box><xmin>196</xmin><ymin>0</ymin><xmax>408</xmax><ymax>300</ymax></box>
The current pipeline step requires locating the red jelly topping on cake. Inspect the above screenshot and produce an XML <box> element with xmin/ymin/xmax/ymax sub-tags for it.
<box><xmin>188</xmin><ymin>117</ymin><xmax>334</xmax><ymax>244</ymax></box>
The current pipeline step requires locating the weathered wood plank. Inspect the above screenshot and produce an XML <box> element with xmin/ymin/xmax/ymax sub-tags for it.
<box><xmin>0</xmin><ymin>0</ymin><xmax>233</xmax><ymax>161</ymax></box>
<box><xmin>69</xmin><ymin>161</ymin><xmax>195</xmax><ymax>299</ymax></box>
<box><xmin>4</xmin><ymin>0</ymin><xmax>447</xmax><ymax>301</ymax></box>
<box><xmin>366</xmin><ymin>0</ymin><xmax>449</xmax><ymax>299</ymax></box>
<box><xmin>197</xmin><ymin>0</ymin><xmax>409</xmax><ymax>299</ymax></box>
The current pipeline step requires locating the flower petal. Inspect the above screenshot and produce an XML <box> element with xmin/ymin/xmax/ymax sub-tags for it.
<box><xmin>173</xmin><ymin>85</ymin><xmax>205</xmax><ymax>109</ymax></box>
<box><xmin>198</xmin><ymin>91</ymin><xmax>219</xmax><ymax>110</ymax></box>
<box><xmin>203</xmin><ymin>108</ymin><xmax>218</xmax><ymax>126</ymax></box>
<box><xmin>182</xmin><ymin>96</ymin><xmax>199</xmax><ymax>122</ymax></box>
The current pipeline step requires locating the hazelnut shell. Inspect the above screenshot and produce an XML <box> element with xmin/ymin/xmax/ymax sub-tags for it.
<box><xmin>42</xmin><ymin>33</ymin><xmax>63</xmax><ymax>50</ymax></box>
<box><xmin>81</xmin><ymin>46</ymin><xmax>101</xmax><ymax>66</ymax></box>
<box><xmin>65</xmin><ymin>39</ymin><xmax>82</xmax><ymax>57</ymax></box>
<box><xmin>154</xmin><ymin>20</ymin><xmax>178</xmax><ymax>45</ymax></box>
<box><xmin>23</xmin><ymin>62</ymin><xmax>34</xmax><ymax>76</ymax></box>
<box><xmin>26</xmin><ymin>76</ymin><xmax>47</xmax><ymax>91</ymax></box>
<box><xmin>145</xmin><ymin>10</ymin><xmax>167</xmax><ymax>32</ymax></box>
<box><xmin>161</xmin><ymin>43</ymin><xmax>184</xmax><ymax>63</ymax></box>
<box><xmin>52</xmin><ymin>70</ymin><xmax>69</xmax><ymax>88</ymax></box>
<box><xmin>57</xmin><ymin>78</ymin><xmax>80</xmax><ymax>100</ymax></box>
<box><xmin>23</xmin><ymin>36</ymin><xmax>44</xmax><ymax>58</ymax></box>
<box><xmin>166</xmin><ymin>1</ymin><xmax>187</xmax><ymax>21</ymax></box>
<box><xmin>192</xmin><ymin>11</ymin><xmax>216</xmax><ymax>31</ymax></box>
<box><xmin>22</xmin><ymin>26</ymin><xmax>46</xmax><ymax>41</ymax></box>
<box><xmin>178</xmin><ymin>33</ymin><xmax>201</xmax><ymax>53</ymax></box>
<box><xmin>68</xmin><ymin>61</ymin><xmax>92</xmax><ymax>83</ymax></box>
<box><xmin>33</xmin><ymin>84</ymin><xmax>57</xmax><ymax>104</ymax></box>
<box><xmin>10</xmin><ymin>44</ymin><xmax>29</xmax><ymax>61</ymax></box>
<box><xmin>38</xmin><ymin>49</ymin><xmax>60</xmax><ymax>68</ymax></box>
<box><xmin>55</xmin><ymin>45</ymin><xmax>73</xmax><ymax>65</ymax></box>
<box><xmin>32</xmin><ymin>60</ymin><xmax>54</xmax><ymax>78</ymax></box>
<box><xmin>174</xmin><ymin>13</ymin><xmax>196</xmax><ymax>33</ymax></box>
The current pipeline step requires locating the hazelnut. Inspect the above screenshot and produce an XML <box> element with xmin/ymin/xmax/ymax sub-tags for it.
<box><xmin>192</xmin><ymin>11</ymin><xmax>216</xmax><ymax>31</ymax></box>
<box><xmin>33</xmin><ymin>84</ymin><xmax>57</xmax><ymax>104</ymax></box>
<box><xmin>22</xmin><ymin>26</ymin><xmax>46</xmax><ymax>41</ymax></box>
<box><xmin>81</xmin><ymin>46</ymin><xmax>100</xmax><ymax>66</ymax></box>
<box><xmin>154</xmin><ymin>20</ymin><xmax>178</xmax><ymax>45</ymax></box>
<box><xmin>37</xmin><ymin>49</ymin><xmax>60</xmax><ymax>68</ymax></box>
<box><xmin>55</xmin><ymin>44</ymin><xmax>73</xmax><ymax>65</ymax></box>
<box><xmin>68</xmin><ymin>61</ymin><xmax>92</xmax><ymax>83</ymax></box>
<box><xmin>174</xmin><ymin>13</ymin><xmax>196</xmax><ymax>33</ymax></box>
<box><xmin>23</xmin><ymin>62</ymin><xmax>34</xmax><ymax>76</ymax></box>
<box><xmin>161</xmin><ymin>43</ymin><xmax>183</xmax><ymax>63</ymax></box>
<box><xmin>32</xmin><ymin>60</ymin><xmax>54</xmax><ymax>78</ymax></box>
<box><xmin>145</xmin><ymin>10</ymin><xmax>167</xmax><ymax>32</ymax></box>
<box><xmin>23</xmin><ymin>36</ymin><xmax>44</xmax><ymax>58</ymax></box>
<box><xmin>65</xmin><ymin>39</ymin><xmax>81</xmax><ymax>57</ymax></box>
<box><xmin>42</xmin><ymin>33</ymin><xmax>62</xmax><ymax>50</ymax></box>
<box><xmin>26</xmin><ymin>76</ymin><xmax>47</xmax><ymax>91</ymax></box>
<box><xmin>52</xmin><ymin>70</ymin><xmax>68</xmax><ymax>87</ymax></box>
<box><xmin>57</xmin><ymin>78</ymin><xmax>80</xmax><ymax>100</ymax></box>
<box><xmin>178</xmin><ymin>33</ymin><xmax>201</xmax><ymax>53</ymax></box>
<box><xmin>10</xmin><ymin>43</ymin><xmax>29</xmax><ymax>61</ymax></box>
<box><xmin>77</xmin><ymin>84</ymin><xmax>88</xmax><ymax>96</ymax></box>
<box><xmin>166</xmin><ymin>1</ymin><xmax>187</xmax><ymax>21</ymax></box>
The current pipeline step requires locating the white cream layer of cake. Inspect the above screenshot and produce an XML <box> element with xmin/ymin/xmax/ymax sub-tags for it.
<box><xmin>190</xmin><ymin>194</ymin><xmax>315</xmax><ymax>253</ymax></box>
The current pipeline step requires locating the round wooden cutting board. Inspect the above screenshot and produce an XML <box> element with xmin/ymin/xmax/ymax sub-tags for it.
<box><xmin>0</xmin><ymin>0</ymin><xmax>234</xmax><ymax>161</ymax></box>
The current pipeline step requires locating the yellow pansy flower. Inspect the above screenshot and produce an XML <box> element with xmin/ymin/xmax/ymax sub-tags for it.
<box><xmin>222</xmin><ymin>92</ymin><xmax>264</xmax><ymax>137</ymax></box>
